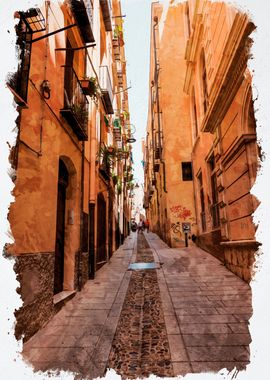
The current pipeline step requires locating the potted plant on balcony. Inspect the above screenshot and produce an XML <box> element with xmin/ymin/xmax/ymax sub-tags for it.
<box><xmin>97</xmin><ymin>144</ymin><xmax>116</xmax><ymax>177</ymax></box>
<box><xmin>72</xmin><ymin>103</ymin><xmax>88</xmax><ymax>127</ymax></box>
<box><xmin>111</xmin><ymin>172</ymin><xmax>118</xmax><ymax>186</ymax></box>
<box><xmin>80</xmin><ymin>76</ymin><xmax>99</xmax><ymax>99</ymax></box>
<box><xmin>126</xmin><ymin>181</ymin><xmax>134</xmax><ymax>190</ymax></box>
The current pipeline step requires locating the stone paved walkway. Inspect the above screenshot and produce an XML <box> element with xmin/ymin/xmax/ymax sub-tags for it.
<box><xmin>22</xmin><ymin>231</ymin><xmax>252</xmax><ymax>379</ymax></box>
<box><xmin>146</xmin><ymin>232</ymin><xmax>252</xmax><ymax>375</ymax></box>
<box><xmin>108</xmin><ymin>233</ymin><xmax>173</xmax><ymax>378</ymax></box>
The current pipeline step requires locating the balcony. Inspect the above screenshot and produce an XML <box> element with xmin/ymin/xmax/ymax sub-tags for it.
<box><xmin>117</xmin><ymin>70</ymin><xmax>123</xmax><ymax>87</ymax></box>
<box><xmin>143</xmin><ymin>194</ymin><xmax>149</xmax><ymax>209</ymax></box>
<box><xmin>100</xmin><ymin>0</ymin><xmax>112</xmax><ymax>31</ymax></box>
<box><xmin>99</xmin><ymin>66</ymin><xmax>114</xmax><ymax>114</ymax></box>
<box><xmin>98</xmin><ymin>143</ymin><xmax>113</xmax><ymax>181</ymax></box>
<box><xmin>113</xmin><ymin>119</ymin><xmax>121</xmax><ymax>141</ymax></box>
<box><xmin>60</xmin><ymin>66</ymin><xmax>89</xmax><ymax>141</ymax></box>
<box><xmin>154</xmin><ymin>147</ymin><xmax>161</xmax><ymax>159</ymax></box>
<box><xmin>70</xmin><ymin>0</ymin><xmax>95</xmax><ymax>43</ymax></box>
<box><xmin>154</xmin><ymin>160</ymin><xmax>160</xmax><ymax>172</ymax></box>
<box><xmin>112</xmin><ymin>38</ymin><xmax>121</xmax><ymax>60</ymax></box>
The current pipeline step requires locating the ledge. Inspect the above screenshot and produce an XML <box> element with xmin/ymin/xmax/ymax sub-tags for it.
<box><xmin>53</xmin><ymin>290</ymin><xmax>76</xmax><ymax>306</ymax></box>
<box><xmin>220</xmin><ymin>240</ymin><xmax>261</xmax><ymax>247</ymax></box>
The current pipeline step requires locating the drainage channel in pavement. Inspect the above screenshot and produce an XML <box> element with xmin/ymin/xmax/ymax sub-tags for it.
<box><xmin>107</xmin><ymin>233</ymin><xmax>174</xmax><ymax>379</ymax></box>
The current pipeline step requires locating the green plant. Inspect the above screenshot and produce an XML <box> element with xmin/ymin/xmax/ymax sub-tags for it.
<box><xmin>112</xmin><ymin>172</ymin><xmax>118</xmax><ymax>185</ymax></box>
<box><xmin>97</xmin><ymin>144</ymin><xmax>117</xmax><ymax>172</ymax></box>
<box><xmin>81</xmin><ymin>76</ymin><xmax>99</xmax><ymax>100</ymax></box>
<box><xmin>72</xmin><ymin>104</ymin><xmax>88</xmax><ymax>124</ymax></box>
<box><xmin>88</xmin><ymin>77</ymin><xmax>97</xmax><ymax>94</ymax></box>
<box><xmin>117</xmin><ymin>183</ymin><xmax>122</xmax><ymax>195</ymax></box>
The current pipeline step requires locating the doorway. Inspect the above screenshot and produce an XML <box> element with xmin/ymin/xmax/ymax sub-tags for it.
<box><xmin>54</xmin><ymin>159</ymin><xmax>69</xmax><ymax>294</ymax></box>
<box><xmin>96</xmin><ymin>192</ymin><xmax>107</xmax><ymax>269</ymax></box>
<box><xmin>108</xmin><ymin>190</ymin><xmax>113</xmax><ymax>258</ymax></box>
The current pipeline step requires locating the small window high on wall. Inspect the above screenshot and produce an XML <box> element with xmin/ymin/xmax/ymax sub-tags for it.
<box><xmin>181</xmin><ymin>162</ymin><xmax>193</xmax><ymax>181</ymax></box>
<box><xmin>200</xmin><ymin>49</ymin><xmax>209</xmax><ymax>113</ymax></box>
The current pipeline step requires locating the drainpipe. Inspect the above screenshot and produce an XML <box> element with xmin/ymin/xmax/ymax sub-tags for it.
<box><xmin>153</xmin><ymin>15</ymin><xmax>167</xmax><ymax>194</ymax></box>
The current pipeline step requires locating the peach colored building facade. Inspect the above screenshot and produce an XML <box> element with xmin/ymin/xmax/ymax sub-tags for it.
<box><xmin>144</xmin><ymin>2</ymin><xmax>196</xmax><ymax>248</ymax></box>
<box><xmin>144</xmin><ymin>0</ymin><xmax>259</xmax><ymax>281</ymax></box>
<box><xmin>7</xmin><ymin>0</ymin><xmax>133</xmax><ymax>341</ymax></box>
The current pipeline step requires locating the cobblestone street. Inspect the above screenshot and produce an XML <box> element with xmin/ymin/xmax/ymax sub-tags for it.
<box><xmin>23</xmin><ymin>232</ymin><xmax>252</xmax><ymax>379</ymax></box>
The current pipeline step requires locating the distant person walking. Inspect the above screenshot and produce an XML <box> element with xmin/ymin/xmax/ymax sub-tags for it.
<box><xmin>137</xmin><ymin>220</ymin><xmax>143</xmax><ymax>233</ymax></box>
<box><xmin>144</xmin><ymin>218</ymin><xmax>150</xmax><ymax>233</ymax></box>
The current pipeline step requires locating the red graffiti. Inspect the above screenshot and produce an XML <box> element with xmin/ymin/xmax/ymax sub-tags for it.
<box><xmin>170</xmin><ymin>204</ymin><xmax>192</xmax><ymax>220</ymax></box>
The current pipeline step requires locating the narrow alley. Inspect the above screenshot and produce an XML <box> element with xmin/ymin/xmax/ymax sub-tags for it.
<box><xmin>23</xmin><ymin>232</ymin><xmax>251</xmax><ymax>379</ymax></box>
<box><xmin>3</xmin><ymin>1</ymin><xmax>259</xmax><ymax>378</ymax></box>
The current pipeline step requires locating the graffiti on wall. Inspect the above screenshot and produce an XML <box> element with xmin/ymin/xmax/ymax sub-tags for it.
<box><xmin>170</xmin><ymin>222</ymin><xmax>182</xmax><ymax>234</ymax></box>
<box><xmin>170</xmin><ymin>204</ymin><xmax>192</xmax><ymax>220</ymax></box>
<box><xmin>169</xmin><ymin>204</ymin><xmax>196</xmax><ymax>245</ymax></box>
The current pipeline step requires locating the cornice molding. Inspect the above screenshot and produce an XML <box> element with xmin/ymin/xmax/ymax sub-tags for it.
<box><xmin>201</xmin><ymin>14</ymin><xmax>255</xmax><ymax>133</ymax></box>
<box><xmin>221</xmin><ymin>133</ymin><xmax>257</xmax><ymax>168</ymax></box>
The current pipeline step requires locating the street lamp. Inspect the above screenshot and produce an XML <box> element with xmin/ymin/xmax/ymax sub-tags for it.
<box><xmin>126</xmin><ymin>135</ymin><xmax>136</xmax><ymax>143</ymax></box>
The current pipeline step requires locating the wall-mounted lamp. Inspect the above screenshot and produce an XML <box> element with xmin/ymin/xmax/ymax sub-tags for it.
<box><xmin>41</xmin><ymin>80</ymin><xmax>51</xmax><ymax>99</ymax></box>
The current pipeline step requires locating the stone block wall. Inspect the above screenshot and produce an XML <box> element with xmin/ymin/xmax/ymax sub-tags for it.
<box><xmin>197</xmin><ymin>230</ymin><xmax>225</xmax><ymax>262</ymax></box>
<box><xmin>224</xmin><ymin>243</ymin><xmax>257</xmax><ymax>283</ymax></box>
<box><xmin>13</xmin><ymin>252</ymin><xmax>55</xmax><ymax>342</ymax></box>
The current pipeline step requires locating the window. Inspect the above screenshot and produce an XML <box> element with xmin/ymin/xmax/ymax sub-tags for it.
<box><xmin>182</xmin><ymin>162</ymin><xmax>193</xmax><ymax>181</ymax></box>
<box><xmin>191</xmin><ymin>88</ymin><xmax>198</xmax><ymax>139</ymax></box>
<box><xmin>8</xmin><ymin>17</ymin><xmax>33</xmax><ymax>104</ymax></box>
<box><xmin>198</xmin><ymin>172</ymin><xmax>206</xmax><ymax>232</ymax></box>
<box><xmin>201</xmin><ymin>50</ymin><xmax>209</xmax><ymax>113</ymax></box>
<box><xmin>208</xmin><ymin>155</ymin><xmax>220</xmax><ymax>228</ymax></box>
<box><xmin>185</xmin><ymin>3</ymin><xmax>191</xmax><ymax>37</ymax></box>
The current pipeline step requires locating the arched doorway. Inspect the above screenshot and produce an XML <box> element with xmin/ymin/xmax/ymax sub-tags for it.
<box><xmin>96</xmin><ymin>192</ymin><xmax>107</xmax><ymax>269</ymax></box>
<box><xmin>54</xmin><ymin>159</ymin><xmax>69</xmax><ymax>294</ymax></box>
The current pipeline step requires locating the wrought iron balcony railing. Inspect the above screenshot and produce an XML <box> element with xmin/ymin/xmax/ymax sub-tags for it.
<box><xmin>112</xmin><ymin>38</ymin><xmax>121</xmax><ymax>60</ymax></box>
<box><xmin>99</xmin><ymin>66</ymin><xmax>114</xmax><ymax>114</ymax></box>
<box><xmin>60</xmin><ymin>66</ymin><xmax>89</xmax><ymax>141</ymax></box>
<box><xmin>100</xmin><ymin>0</ymin><xmax>112</xmax><ymax>31</ymax></box>
<box><xmin>70</xmin><ymin>0</ymin><xmax>95</xmax><ymax>43</ymax></box>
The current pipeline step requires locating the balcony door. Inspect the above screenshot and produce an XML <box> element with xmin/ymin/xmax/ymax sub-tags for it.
<box><xmin>64</xmin><ymin>39</ymin><xmax>74</xmax><ymax>107</ymax></box>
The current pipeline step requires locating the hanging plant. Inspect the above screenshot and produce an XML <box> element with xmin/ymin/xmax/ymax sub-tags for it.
<box><xmin>117</xmin><ymin>183</ymin><xmax>122</xmax><ymax>195</ymax></box>
<box><xmin>104</xmin><ymin>115</ymin><xmax>110</xmax><ymax>127</ymax></box>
